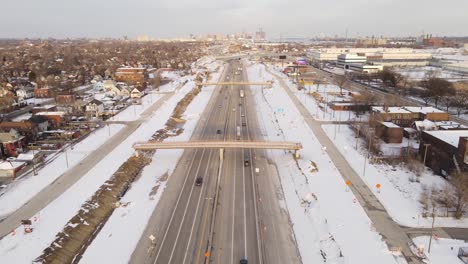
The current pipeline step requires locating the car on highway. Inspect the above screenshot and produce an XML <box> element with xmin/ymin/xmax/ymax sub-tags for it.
<box><xmin>216</xmin><ymin>129</ymin><xmax>222</xmax><ymax>134</ymax></box>
<box><xmin>240</xmin><ymin>259</ymin><xmax>248</xmax><ymax>264</ymax></box>
<box><xmin>232</xmin><ymin>108</ymin><xmax>236</xmax><ymax>112</ymax></box>
<box><xmin>241</xmin><ymin>114</ymin><xmax>245</xmax><ymax>117</ymax></box>
<box><xmin>244</xmin><ymin>159</ymin><xmax>250</xmax><ymax>167</ymax></box>
<box><xmin>195</xmin><ymin>177</ymin><xmax>203</xmax><ymax>186</ymax></box>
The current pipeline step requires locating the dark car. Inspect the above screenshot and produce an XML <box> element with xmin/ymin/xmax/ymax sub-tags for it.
<box><xmin>240</xmin><ymin>259</ymin><xmax>248</xmax><ymax>264</ymax></box>
<box><xmin>244</xmin><ymin>160</ymin><xmax>250</xmax><ymax>167</ymax></box>
<box><xmin>217</xmin><ymin>129</ymin><xmax>222</xmax><ymax>134</ymax></box>
<box><xmin>195</xmin><ymin>177</ymin><xmax>203</xmax><ymax>186</ymax></box>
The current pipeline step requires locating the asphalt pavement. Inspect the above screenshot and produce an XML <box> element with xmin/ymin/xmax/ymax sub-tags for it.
<box><xmin>131</xmin><ymin>60</ymin><xmax>300</xmax><ymax>264</ymax></box>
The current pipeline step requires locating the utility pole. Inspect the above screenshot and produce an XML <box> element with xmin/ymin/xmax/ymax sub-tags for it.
<box><xmin>363</xmin><ymin>135</ymin><xmax>372</xmax><ymax>177</ymax></box>
<box><xmin>423</xmin><ymin>143</ymin><xmax>431</xmax><ymax>165</ymax></box>
<box><xmin>428</xmin><ymin>206</ymin><xmax>436</xmax><ymax>253</ymax></box>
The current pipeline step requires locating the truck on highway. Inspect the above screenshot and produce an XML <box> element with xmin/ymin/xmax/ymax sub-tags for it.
<box><xmin>236</xmin><ymin>126</ymin><xmax>241</xmax><ymax>140</ymax></box>
<box><xmin>240</xmin><ymin>89</ymin><xmax>244</xmax><ymax>98</ymax></box>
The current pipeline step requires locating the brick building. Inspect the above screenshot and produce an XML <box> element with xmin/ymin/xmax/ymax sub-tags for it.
<box><xmin>420</xmin><ymin>130</ymin><xmax>468</xmax><ymax>176</ymax></box>
<box><xmin>376</xmin><ymin>122</ymin><xmax>404</xmax><ymax>143</ymax></box>
<box><xmin>372</xmin><ymin>106</ymin><xmax>449</xmax><ymax>127</ymax></box>
<box><xmin>115</xmin><ymin>67</ymin><xmax>147</xmax><ymax>88</ymax></box>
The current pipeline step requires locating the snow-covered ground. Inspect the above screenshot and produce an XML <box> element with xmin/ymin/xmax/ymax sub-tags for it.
<box><xmin>246</xmin><ymin>61</ymin><xmax>403</xmax><ymax>264</ymax></box>
<box><xmin>412</xmin><ymin>236</ymin><xmax>468</xmax><ymax>264</ymax></box>
<box><xmin>80</xmin><ymin>63</ymin><xmax>224</xmax><ymax>264</ymax></box>
<box><xmin>109</xmin><ymin>93</ymin><xmax>164</xmax><ymax>122</ymax></box>
<box><xmin>0</xmin><ymin>57</ymin><xmax>224</xmax><ymax>264</ymax></box>
<box><xmin>322</xmin><ymin>124</ymin><xmax>468</xmax><ymax>228</ymax></box>
<box><xmin>268</xmin><ymin>65</ymin><xmax>365</xmax><ymax>122</ymax></box>
<box><xmin>0</xmin><ymin>124</ymin><xmax>124</xmax><ymax>216</ymax></box>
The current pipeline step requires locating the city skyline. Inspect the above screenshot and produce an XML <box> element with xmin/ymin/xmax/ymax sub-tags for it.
<box><xmin>1</xmin><ymin>0</ymin><xmax>467</xmax><ymax>39</ymax></box>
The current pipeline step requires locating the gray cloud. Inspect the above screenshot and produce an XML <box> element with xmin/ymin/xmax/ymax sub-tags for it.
<box><xmin>0</xmin><ymin>0</ymin><xmax>466</xmax><ymax>38</ymax></box>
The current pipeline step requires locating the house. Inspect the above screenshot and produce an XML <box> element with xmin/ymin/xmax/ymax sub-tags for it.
<box><xmin>130</xmin><ymin>87</ymin><xmax>144</xmax><ymax>99</ymax></box>
<box><xmin>420</xmin><ymin>130</ymin><xmax>468</xmax><ymax>176</ymax></box>
<box><xmin>85</xmin><ymin>99</ymin><xmax>104</xmax><ymax>118</ymax></box>
<box><xmin>93</xmin><ymin>81</ymin><xmax>104</xmax><ymax>91</ymax></box>
<box><xmin>376</xmin><ymin>122</ymin><xmax>404</xmax><ymax>143</ymax></box>
<box><xmin>0</xmin><ymin>129</ymin><xmax>26</xmax><ymax>157</ymax></box>
<box><xmin>103</xmin><ymin>80</ymin><xmax>121</xmax><ymax>97</ymax></box>
<box><xmin>404</xmin><ymin>107</ymin><xmax>449</xmax><ymax>122</ymax></box>
<box><xmin>115</xmin><ymin>67</ymin><xmax>147</xmax><ymax>87</ymax></box>
<box><xmin>0</xmin><ymin>161</ymin><xmax>26</xmax><ymax>179</ymax></box>
<box><xmin>34</xmin><ymin>87</ymin><xmax>53</xmax><ymax>98</ymax></box>
<box><xmin>0</xmin><ymin>121</ymin><xmax>38</xmax><ymax>140</ymax></box>
<box><xmin>16</xmin><ymin>86</ymin><xmax>35</xmax><ymax>100</ymax></box>
<box><xmin>35</xmin><ymin>112</ymin><xmax>66</xmax><ymax>128</ymax></box>
<box><xmin>372</xmin><ymin>106</ymin><xmax>417</xmax><ymax>127</ymax></box>
<box><xmin>56</xmin><ymin>94</ymin><xmax>76</xmax><ymax>105</ymax></box>
<box><xmin>29</xmin><ymin>115</ymin><xmax>49</xmax><ymax>132</ymax></box>
<box><xmin>372</xmin><ymin>106</ymin><xmax>449</xmax><ymax>127</ymax></box>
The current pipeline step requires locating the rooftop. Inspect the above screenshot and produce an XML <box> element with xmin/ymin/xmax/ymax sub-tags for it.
<box><xmin>424</xmin><ymin>130</ymin><xmax>468</xmax><ymax>147</ymax></box>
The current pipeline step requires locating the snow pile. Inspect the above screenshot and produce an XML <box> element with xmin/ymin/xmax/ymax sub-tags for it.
<box><xmin>246</xmin><ymin>61</ymin><xmax>401</xmax><ymax>264</ymax></box>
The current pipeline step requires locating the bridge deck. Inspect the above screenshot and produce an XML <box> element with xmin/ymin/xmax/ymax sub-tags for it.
<box><xmin>133</xmin><ymin>140</ymin><xmax>302</xmax><ymax>150</ymax></box>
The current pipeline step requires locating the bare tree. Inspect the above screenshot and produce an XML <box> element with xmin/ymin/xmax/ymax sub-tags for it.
<box><xmin>451</xmin><ymin>173</ymin><xmax>468</xmax><ymax>219</ymax></box>
<box><xmin>435</xmin><ymin>184</ymin><xmax>456</xmax><ymax>217</ymax></box>
<box><xmin>334</xmin><ymin>74</ymin><xmax>348</xmax><ymax>95</ymax></box>
<box><xmin>440</xmin><ymin>96</ymin><xmax>453</xmax><ymax>112</ymax></box>
<box><xmin>452</xmin><ymin>90</ymin><xmax>468</xmax><ymax>117</ymax></box>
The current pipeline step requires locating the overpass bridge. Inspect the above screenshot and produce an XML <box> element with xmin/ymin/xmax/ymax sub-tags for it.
<box><xmin>133</xmin><ymin>140</ymin><xmax>302</xmax><ymax>158</ymax></box>
<box><xmin>196</xmin><ymin>81</ymin><xmax>273</xmax><ymax>87</ymax></box>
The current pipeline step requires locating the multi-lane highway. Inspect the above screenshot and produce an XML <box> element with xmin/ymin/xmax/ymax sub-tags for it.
<box><xmin>131</xmin><ymin>60</ymin><xmax>300</xmax><ymax>264</ymax></box>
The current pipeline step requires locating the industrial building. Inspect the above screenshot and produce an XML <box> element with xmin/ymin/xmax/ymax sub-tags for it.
<box><xmin>309</xmin><ymin>48</ymin><xmax>432</xmax><ymax>67</ymax></box>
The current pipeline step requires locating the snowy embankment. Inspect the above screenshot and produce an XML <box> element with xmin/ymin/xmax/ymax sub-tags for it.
<box><xmin>80</xmin><ymin>60</ymin><xmax>224</xmax><ymax>263</ymax></box>
<box><xmin>0</xmin><ymin>124</ymin><xmax>124</xmax><ymax>216</ymax></box>
<box><xmin>0</xmin><ymin>57</ymin><xmax>223</xmax><ymax>263</ymax></box>
<box><xmin>322</xmin><ymin>124</ymin><xmax>468</xmax><ymax>228</ymax></box>
<box><xmin>110</xmin><ymin>92</ymin><xmax>164</xmax><ymax>122</ymax></box>
<box><xmin>246</xmin><ymin>61</ymin><xmax>402</xmax><ymax>264</ymax></box>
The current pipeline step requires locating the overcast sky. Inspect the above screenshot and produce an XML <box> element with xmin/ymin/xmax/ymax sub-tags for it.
<box><xmin>1</xmin><ymin>0</ymin><xmax>467</xmax><ymax>39</ymax></box>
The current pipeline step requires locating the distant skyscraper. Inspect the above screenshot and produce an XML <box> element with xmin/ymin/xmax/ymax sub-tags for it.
<box><xmin>255</xmin><ymin>28</ymin><xmax>266</xmax><ymax>40</ymax></box>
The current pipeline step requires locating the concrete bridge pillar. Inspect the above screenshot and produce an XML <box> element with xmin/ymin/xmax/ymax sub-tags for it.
<box><xmin>219</xmin><ymin>148</ymin><xmax>225</xmax><ymax>160</ymax></box>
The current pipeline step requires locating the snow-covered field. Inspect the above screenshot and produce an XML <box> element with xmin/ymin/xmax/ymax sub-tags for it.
<box><xmin>0</xmin><ymin>57</ymin><xmax>224</xmax><ymax>263</ymax></box>
<box><xmin>412</xmin><ymin>236</ymin><xmax>468</xmax><ymax>264</ymax></box>
<box><xmin>246</xmin><ymin>61</ymin><xmax>403</xmax><ymax>264</ymax></box>
<box><xmin>80</xmin><ymin>61</ymin><xmax>224</xmax><ymax>263</ymax></box>
<box><xmin>322</xmin><ymin>124</ymin><xmax>468</xmax><ymax>228</ymax></box>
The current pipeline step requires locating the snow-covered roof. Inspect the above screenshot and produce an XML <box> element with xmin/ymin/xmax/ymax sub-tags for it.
<box><xmin>434</xmin><ymin>121</ymin><xmax>468</xmax><ymax>130</ymax></box>
<box><xmin>372</xmin><ymin>106</ymin><xmax>411</xmax><ymax>114</ymax></box>
<box><xmin>36</xmin><ymin>111</ymin><xmax>66</xmax><ymax>116</ymax></box>
<box><xmin>17</xmin><ymin>152</ymin><xmax>35</xmax><ymax>161</ymax></box>
<box><xmin>380</xmin><ymin>121</ymin><xmax>400</xmax><ymax>128</ymax></box>
<box><xmin>0</xmin><ymin>161</ymin><xmax>25</xmax><ymax>170</ymax></box>
<box><xmin>424</xmin><ymin>130</ymin><xmax>468</xmax><ymax>147</ymax></box>
<box><xmin>404</xmin><ymin>106</ymin><xmax>445</xmax><ymax>114</ymax></box>
<box><xmin>414</xmin><ymin>119</ymin><xmax>437</xmax><ymax>131</ymax></box>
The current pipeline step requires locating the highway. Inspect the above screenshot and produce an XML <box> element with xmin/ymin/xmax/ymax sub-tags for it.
<box><xmin>131</xmin><ymin>60</ymin><xmax>300</xmax><ymax>264</ymax></box>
